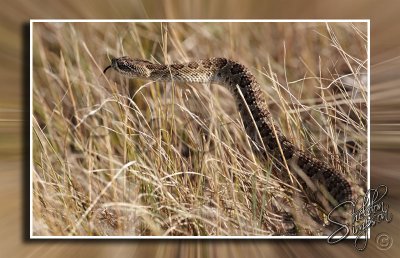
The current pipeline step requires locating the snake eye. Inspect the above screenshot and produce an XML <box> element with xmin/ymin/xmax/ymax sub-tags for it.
<box><xmin>116</xmin><ymin>62</ymin><xmax>132</xmax><ymax>72</ymax></box>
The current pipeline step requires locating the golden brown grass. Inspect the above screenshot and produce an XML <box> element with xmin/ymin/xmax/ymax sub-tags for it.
<box><xmin>32</xmin><ymin>22</ymin><xmax>367</xmax><ymax>236</ymax></box>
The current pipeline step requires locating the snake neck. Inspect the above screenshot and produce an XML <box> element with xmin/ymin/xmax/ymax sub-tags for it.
<box><xmin>147</xmin><ymin>61</ymin><xmax>216</xmax><ymax>83</ymax></box>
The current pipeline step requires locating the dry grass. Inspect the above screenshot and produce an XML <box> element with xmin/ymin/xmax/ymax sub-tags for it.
<box><xmin>32</xmin><ymin>22</ymin><xmax>367</xmax><ymax>236</ymax></box>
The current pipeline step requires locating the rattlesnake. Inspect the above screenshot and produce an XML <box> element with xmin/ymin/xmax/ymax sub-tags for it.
<box><xmin>103</xmin><ymin>56</ymin><xmax>353</xmax><ymax>205</ymax></box>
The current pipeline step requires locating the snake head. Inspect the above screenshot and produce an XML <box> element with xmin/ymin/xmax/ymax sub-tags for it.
<box><xmin>103</xmin><ymin>56</ymin><xmax>152</xmax><ymax>78</ymax></box>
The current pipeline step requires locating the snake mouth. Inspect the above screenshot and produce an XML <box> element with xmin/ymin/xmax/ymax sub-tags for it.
<box><xmin>103</xmin><ymin>65</ymin><xmax>112</xmax><ymax>74</ymax></box>
<box><xmin>104</xmin><ymin>58</ymin><xmax>118</xmax><ymax>74</ymax></box>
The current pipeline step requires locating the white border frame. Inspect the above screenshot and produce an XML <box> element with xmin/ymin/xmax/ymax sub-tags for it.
<box><xmin>30</xmin><ymin>19</ymin><xmax>370</xmax><ymax>240</ymax></box>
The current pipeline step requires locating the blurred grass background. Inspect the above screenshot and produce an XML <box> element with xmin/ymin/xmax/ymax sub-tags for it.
<box><xmin>1</xmin><ymin>0</ymin><xmax>399</xmax><ymax>257</ymax></box>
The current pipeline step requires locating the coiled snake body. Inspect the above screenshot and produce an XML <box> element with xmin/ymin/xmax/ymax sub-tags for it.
<box><xmin>104</xmin><ymin>57</ymin><xmax>353</xmax><ymax>204</ymax></box>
